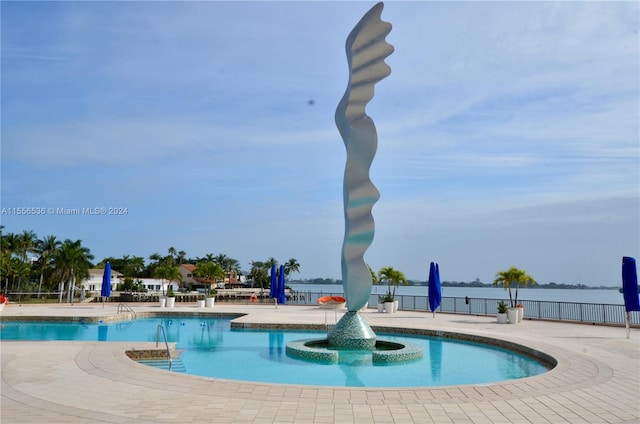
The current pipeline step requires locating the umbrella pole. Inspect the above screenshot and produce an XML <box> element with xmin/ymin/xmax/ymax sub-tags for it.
<box><xmin>626</xmin><ymin>312</ymin><xmax>630</xmax><ymax>339</ymax></box>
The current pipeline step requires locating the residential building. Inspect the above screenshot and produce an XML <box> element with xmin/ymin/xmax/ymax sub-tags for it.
<box><xmin>81</xmin><ymin>268</ymin><xmax>124</xmax><ymax>293</ymax></box>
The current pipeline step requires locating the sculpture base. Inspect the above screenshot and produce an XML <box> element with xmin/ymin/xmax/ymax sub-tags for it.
<box><xmin>285</xmin><ymin>338</ymin><xmax>423</xmax><ymax>364</ymax></box>
<box><xmin>327</xmin><ymin>311</ymin><xmax>376</xmax><ymax>349</ymax></box>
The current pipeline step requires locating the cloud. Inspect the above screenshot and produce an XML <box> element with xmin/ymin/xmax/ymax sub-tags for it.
<box><xmin>1</xmin><ymin>1</ymin><xmax>637</xmax><ymax>286</ymax></box>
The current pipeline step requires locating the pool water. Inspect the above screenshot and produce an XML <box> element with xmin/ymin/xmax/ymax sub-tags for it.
<box><xmin>0</xmin><ymin>317</ymin><xmax>550</xmax><ymax>387</ymax></box>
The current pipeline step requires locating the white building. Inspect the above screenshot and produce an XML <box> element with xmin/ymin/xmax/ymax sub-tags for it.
<box><xmin>81</xmin><ymin>270</ymin><xmax>178</xmax><ymax>294</ymax></box>
<box><xmin>82</xmin><ymin>268</ymin><xmax>123</xmax><ymax>293</ymax></box>
<box><xmin>130</xmin><ymin>278</ymin><xmax>179</xmax><ymax>294</ymax></box>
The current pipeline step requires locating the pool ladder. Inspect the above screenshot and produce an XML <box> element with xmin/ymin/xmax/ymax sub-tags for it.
<box><xmin>117</xmin><ymin>303</ymin><xmax>136</xmax><ymax>319</ymax></box>
<box><xmin>156</xmin><ymin>325</ymin><xmax>172</xmax><ymax>371</ymax></box>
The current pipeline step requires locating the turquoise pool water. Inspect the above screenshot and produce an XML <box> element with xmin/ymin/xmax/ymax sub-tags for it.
<box><xmin>0</xmin><ymin>317</ymin><xmax>550</xmax><ymax>387</ymax></box>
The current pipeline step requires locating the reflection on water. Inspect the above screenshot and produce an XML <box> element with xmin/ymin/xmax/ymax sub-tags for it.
<box><xmin>269</xmin><ymin>332</ymin><xmax>284</xmax><ymax>360</ymax></box>
<box><xmin>98</xmin><ymin>325</ymin><xmax>108</xmax><ymax>341</ymax></box>
<box><xmin>429</xmin><ymin>338</ymin><xmax>443</xmax><ymax>381</ymax></box>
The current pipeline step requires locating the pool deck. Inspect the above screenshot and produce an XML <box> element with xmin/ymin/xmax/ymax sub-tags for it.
<box><xmin>1</xmin><ymin>303</ymin><xmax>638</xmax><ymax>423</ymax></box>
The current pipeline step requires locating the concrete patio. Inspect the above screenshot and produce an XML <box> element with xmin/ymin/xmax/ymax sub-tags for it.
<box><xmin>1</xmin><ymin>303</ymin><xmax>638</xmax><ymax>423</ymax></box>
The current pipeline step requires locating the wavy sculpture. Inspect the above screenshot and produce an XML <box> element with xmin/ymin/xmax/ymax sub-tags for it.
<box><xmin>336</xmin><ymin>2</ymin><xmax>393</xmax><ymax>312</ymax></box>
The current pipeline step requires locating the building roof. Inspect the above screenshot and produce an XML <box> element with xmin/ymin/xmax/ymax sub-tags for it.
<box><xmin>180</xmin><ymin>264</ymin><xmax>197</xmax><ymax>272</ymax></box>
<box><xmin>89</xmin><ymin>268</ymin><xmax>123</xmax><ymax>277</ymax></box>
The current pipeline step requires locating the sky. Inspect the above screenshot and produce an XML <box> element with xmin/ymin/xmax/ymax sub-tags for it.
<box><xmin>1</xmin><ymin>1</ymin><xmax>638</xmax><ymax>286</ymax></box>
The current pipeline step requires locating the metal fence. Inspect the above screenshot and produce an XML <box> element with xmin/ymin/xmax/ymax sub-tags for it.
<box><xmin>289</xmin><ymin>291</ymin><xmax>640</xmax><ymax>326</ymax></box>
<box><xmin>5</xmin><ymin>289</ymin><xmax>638</xmax><ymax>326</ymax></box>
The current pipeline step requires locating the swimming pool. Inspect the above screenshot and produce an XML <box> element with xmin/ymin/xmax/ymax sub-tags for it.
<box><xmin>0</xmin><ymin>317</ymin><xmax>551</xmax><ymax>387</ymax></box>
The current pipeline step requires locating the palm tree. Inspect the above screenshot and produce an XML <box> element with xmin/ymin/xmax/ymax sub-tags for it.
<box><xmin>153</xmin><ymin>265</ymin><xmax>182</xmax><ymax>296</ymax></box>
<box><xmin>214</xmin><ymin>254</ymin><xmax>241</xmax><ymax>283</ymax></box>
<box><xmin>0</xmin><ymin>231</ymin><xmax>36</xmax><ymax>298</ymax></box>
<box><xmin>16</xmin><ymin>230</ymin><xmax>37</xmax><ymax>262</ymax></box>
<box><xmin>378</xmin><ymin>266</ymin><xmax>408</xmax><ymax>301</ymax></box>
<box><xmin>52</xmin><ymin>239</ymin><xmax>94</xmax><ymax>303</ymax></box>
<box><xmin>266</xmin><ymin>257</ymin><xmax>278</xmax><ymax>268</ymax></box>
<box><xmin>13</xmin><ymin>230</ymin><xmax>37</xmax><ymax>297</ymax></box>
<box><xmin>493</xmin><ymin>266</ymin><xmax>537</xmax><ymax>307</ymax></box>
<box><xmin>149</xmin><ymin>252</ymin><xmax>162</xmax><ymax>263</ymax></box>
<box><xmin>248</xmin><ymin>261</ymin><xmax>269</xmax><ymax>289</ymax></box>
<box><xmin>144</xmin><ymin>253</ymin><xmax>163</xmax><ymax>278</ymax></box>
<box><xmin>227</xmin><ymin>257</ymin><xmax>241</xmax><ymax>276</ymax></box>
<box><xmin>284</xmin><ymin>258</ymin><xmax>300</xmax><ymax>282</ymax></box>
<box><xmin>166</xmin><ymin>247</ymin><xmax>178</xmax><ymax>266</ymax></box>
<box><xmin>367</xmin><ymin>264</ymin><xmax>378</xmax><ymax>285</ymax></box>
<box><xmin>114</xmin><ymin>255</ymin><xmax>146</xmax><ymax>277</ymax></box>
<box><xmin>1</xmin><ymin>231</ymin><xmax>18</xmax><ymax>294</ymax></box>
<box><xmin>10</xmin><ymin>258</ymin><xmax>31</xmax><ymax>303</ymax></box>
<box><xmin>177</xmin><ymin>250</ymin><xmax>186</xmax><ymax>264</ymax></box>
<box><xmin>35</xmin><ymin>235</ymin><xmax>61</xmax><ymax>297</ymax></box>
<box><xmin>129</xmin><ymin>256</ymin><xmax>145</xmax><ymax>277</ymax></box>
<box><xmin>196</xmin><ymin>253</ymin><xmax>216</xmax><ymax>264</ymax></box>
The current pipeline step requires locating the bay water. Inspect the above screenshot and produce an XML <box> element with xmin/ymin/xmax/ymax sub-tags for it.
<box><xmin>288</xmin><ymin>284</ymin><xmax>625</xmax><ymax>305</ymax></box>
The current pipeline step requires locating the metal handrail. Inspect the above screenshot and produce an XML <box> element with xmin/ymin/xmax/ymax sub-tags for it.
<box><xmin>156</xmin><ymin>325</ymin><xmax>172</xmax><ymax>371</ymax></box>
<box><xmin>117</xmin><ymin>303</ymin><xmax>136</xmax><ymax>319</ymax></box>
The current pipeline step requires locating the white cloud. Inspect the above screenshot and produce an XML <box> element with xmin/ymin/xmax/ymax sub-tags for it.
<box><xmin>2</xmin><ymin>1</ymin><xmax>637</xmax><ymax>286</ymax></box>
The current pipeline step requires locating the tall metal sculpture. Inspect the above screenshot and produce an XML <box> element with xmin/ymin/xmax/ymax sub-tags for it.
<box><xmin>288</xmin><ymin>3</ymin><xmax>420</xmax><ymax>360</ymax></box>
<box><xmin>336</xmin><ymin>2</ymin><xmax>393</xmax><ymax>312</ymax></box>
<box><xmin>327</xmin><ymin>2</ymin><xmax>393</xmax><ymax>349</ymax></box>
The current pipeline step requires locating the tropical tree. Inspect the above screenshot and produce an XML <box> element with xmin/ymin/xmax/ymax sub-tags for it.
<box><xmin>52</xmin><ymin>239</ymin><xmax>94</xmax><ymax>303</ymax></box>
<box><xmin>110</xmin><ymin>255</ymin><xmax>146</xmax><ymax>277</ymax></box>
<box><xmin>177</xmin><ymin>250</ymin><xmax>186</xmax><ymax>264</ymax></box>
<box><xmin>0</xmin><ymin>231</ymin><xmax>37</xmax><ymax>298</ymax></box>
<box><xmin>193</xmin><ymin>261</ymin><xmax>225</xmax><ymax>287</ymax></box>
<box><xmin>35</xmin><ymin>235</ymin><xmax>61</xmax><ymax>297</ymax></box>
<box><xmin>201</xmin><ymin>253</ymin><xmax>215</xmax><ymax>263</ymax></box>
<box><xmin>16</xmin><ymin>230</ymin><xmax>37</xmax><ymax>262</ymax></box>
<box><xmin>266</xmin><ymin>257</ymin><xmax>278</xmax><ymax>268</ymax></box>
<box><xmin>13</xmin><ymin>230</ymin><xmax>37</xmax><ymax>296</ymax></box>
<box><xmin>248</xmin><ymin>261</ymin><xmax>269</xmax><ymax>289</ymax></box>
<box><xmin>165</xmin><ymin>247</ymin><xmax>179</xmax><ymax>266</ymax></box>
<box><xmin>143</xmin><ymin>253</ymin><xmax>163</xmax><ymax>277</ymax></box>
<box><xmin>284</xmin><ymin>258</ymin><xmax>300</xmax><ymax>282</ymax></box>
<box><xmin>378</xmin><ymin>266</ymin><xmax>408</xmax><ymax>301</ymax></box>
<box><xmin>214</xmin><ymin>253</ymin><xmax>241</xmax><ymax>282</ymax></box>
<box><xmin>493</xmin><ymin>266</ymin><xmax>537</xmax><ymax>307</ymax></box>
<box><xmin>1</xmin><ymin>231</ymin><xmax>19</xmax><ymax>293</ymax></box>
<box><xmin>153</xmin><ymin>265</ymin><xmax>182</xmax><ymax>295</ymax></box>
<box><xmin>10</xmin><ymin>258</ymin><xmax>32</xmax><ymax>302</ymax></box>
<box><xmin>367</xmin><ymin>264</ymin><xmax>378</xmax><ymax>285</ymax></box>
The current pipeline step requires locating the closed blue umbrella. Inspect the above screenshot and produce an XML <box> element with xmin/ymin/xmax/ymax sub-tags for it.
<box><xmin>428</xmin><ymin>262</ymin><xmax>441</xmax><ymax>318</ymax></box>
<box><xmin>622</xmin><ymin>256</ymin><xmax>639</xmax><ymax>338</ymax></box>
<box><xmin>278</xmin><ymin>264</ymin><xmax>286</xmax><ymax>305</ymax></box>
<box><xmin>101</xmin><ymin>262</ymin><xmax>112</xmax><ymax>308</ymax></box>
<box><xmin>269</xmin><ymin>263</ymin><xmax>277</xmax><ymax>304</ymax></box>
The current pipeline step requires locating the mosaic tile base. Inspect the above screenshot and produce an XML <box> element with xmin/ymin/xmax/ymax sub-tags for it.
<box><xmin>327</xmin><ymin>311</ymin><xmax>376</xmax><ymax>349</ymax></box>
<box><xmin>285</xmin><ymin>338</ymin><xmax>423</xmax><ymax>364</ymax></box>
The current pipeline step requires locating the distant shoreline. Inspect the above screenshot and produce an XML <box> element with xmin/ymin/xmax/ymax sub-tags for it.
<box><xmin>289</xmin><ymin>282</ymin><xmax>620</xmax><ymax>290</ymax></box>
